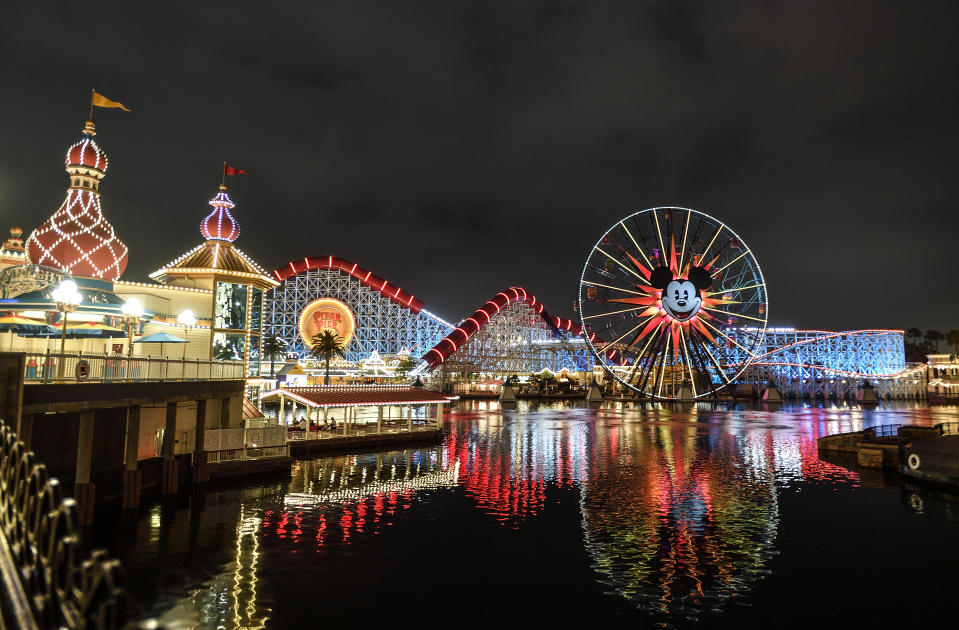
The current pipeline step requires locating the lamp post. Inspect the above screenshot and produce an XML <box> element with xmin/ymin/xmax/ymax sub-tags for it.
<box><xmin>177</xmin><ymin>309</ymin><xmax>196</xmax><ymax>360</ymax></box>
<box><xmin>51</xmin><ymin>279</ymin><xmax>82</xmax><ymax>378</ymax></box>
<box><xmin>121</xmin><ymin>297</ymin><xmax>143</xmax><ymax>357</ymax></box>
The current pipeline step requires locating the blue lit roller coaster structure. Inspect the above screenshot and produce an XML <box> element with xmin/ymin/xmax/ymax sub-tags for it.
<box><xmin>720</xmin><ymin>327</ymin><xmax>925</xmax><ymax>399</ymax></box>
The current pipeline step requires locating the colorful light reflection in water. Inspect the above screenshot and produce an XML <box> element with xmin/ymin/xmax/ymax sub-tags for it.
<box><xmin>100</xmin><ymin>401</ymin><xmax>959</xmax><ymax>627</ymax></box>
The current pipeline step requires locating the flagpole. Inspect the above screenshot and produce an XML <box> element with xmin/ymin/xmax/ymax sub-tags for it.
<box><xmin>221</xmin><ymin>162</ymin><xmax>227</xmax><ymax>188</ymax></box>
<box><xmin>89</xmin><ymin>89</ymin><xmax>95</xmax><ymax>121</ymax></box>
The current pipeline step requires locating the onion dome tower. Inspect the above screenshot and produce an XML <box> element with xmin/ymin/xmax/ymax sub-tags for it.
<box><xmin>25</xmin><ymin>120</ymin><xmax>129</xmax><ymax>280</ymax></box>
<box><xmin>151</xmin><ymin>179</ymin><xmax>277</xmax><ymax>369</ymax></box>
<box><xmin>200</xmin><ymin>185</ymin><xmax>241</xmax><ymax>242</ymax></box>
<box><xmin>150</xmin><ymin>183</ymin><xmax>275</xmax><ymax>287</ymax></box>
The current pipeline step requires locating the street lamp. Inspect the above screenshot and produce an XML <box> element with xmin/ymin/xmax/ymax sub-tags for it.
<box><xmin>121</xmin><ymin>297</ymin><xmax>143</xmax><ymax>357</ymax></box>
<box><xmin>177</xmin><ymin>309</ymin><xmax>196</xmax><ymax>359</ymax></box>
<box><xmin>51</xmin><ymin>279</ymin><xmax>82</xmax><ymax>378</ymax></box>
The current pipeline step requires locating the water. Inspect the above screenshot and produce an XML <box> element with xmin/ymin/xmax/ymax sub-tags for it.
<box><xmin>92</xmin><ymin>402</ymin><xmax>959</xmax><ymax>628</ymax></box>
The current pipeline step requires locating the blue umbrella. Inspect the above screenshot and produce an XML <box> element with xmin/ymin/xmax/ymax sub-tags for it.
<box><xmin>134</xmin><ymin>331</ymin><xmax>188</xmax><ymax>355</ymax></box>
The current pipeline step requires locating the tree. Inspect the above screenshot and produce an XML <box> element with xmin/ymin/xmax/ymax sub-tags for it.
<box><xmin>948</xmin><ymin>330</ymin><xmax>959</xmax><ymax>357</ymax></box>
<box><xmin>906</xmin><ymin>327</ymin><xmax>923</xmax><ymax>345</ymax></box>
<box><xmin>925</xmin><ymin>329</ymin><xmax>945</xmax><ymax>353</ymax></box>
<box><xmin>261</xmin><ymin>332</ymin><xmax>286</xmax><ymax>378</ymax></box>
<box><xmin>395</xmin><ymin>356</ymin><xmax>416</xmax><ymax>380</ymax></box>
<box><xmin>310</xmin><ymin>330</ymin><xmax>346</xmax><ymax>385</ymax></box>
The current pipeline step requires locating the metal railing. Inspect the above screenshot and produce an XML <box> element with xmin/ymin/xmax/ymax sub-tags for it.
<box><xmin>21</xmin><ymin>350</ymin><xmax>244</xmax><ymax>383</ymax></box>
<box><xmin>204</xmin><ymin>427</ymin><xmax>289</xmax><ymax>464</ymax></box>
<box><xmin>0</xmin><ymin>418</ymin><xmax>132</xmax><ymax>629</ymax></box>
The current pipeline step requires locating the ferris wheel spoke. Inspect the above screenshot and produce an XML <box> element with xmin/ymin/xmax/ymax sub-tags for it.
<box><xmin>690</xmin><ymin>328</ymin><xmax>732</xmax><ymax>384</ymax></box>
<box><xmin>700</xmin><ymin>306</ymin><xmax>767</xmax><ymax>324</ymax></box>
<box><xmin>685</xmin><ymin>330</ymin><xmax>713</xmax><ymax>393</ymax></box>
<box><xmin>706</xmin><ymin>282</ymin><xmax>764</xmax><ymax>296</ymax></box>
<box><xmin>618</xmin><ymin>221</ymin><xmax>654</xmax><ymax>270</ymax></box>
<box><xmin>655</xmin><ymin>329</ymin><xmax>672</xmax><ymax>398</ymax></box>
<box><xmin>636</xmin><ymin>324</ymin><xmax>668</xmax><ymax>393</ymax></box>
<box><xmin>699</xmin><ymin>318</ymin><xmax>758</xmax><ymax>357</ymax></box>
<box><xmin>677</xmin><ymin>210</ymin><xmax>692</xmax><ymax>271</ymax></box>
<box><xmin>711</xmin><ymin>250</ymin><xmax>750</xmax><ymax>277</ymax></box>
<box><xmin>651</xmin><ymin>210</ymin><xmax>667</xmax><ymax>258</ymax></box>
<box><xmin>678</xmin><ymin>327</ymin><xmax>698</xmax><ymax>398</ymax></box>
<box><xmin>624</xmin><ymin>323</ymin><xmax>660</xmax><ymax>384</ymax></box>
<box><xmin>593</xmin><ymin>246</ymin><xmax>649</xmax><ymax>282</ymax></box>
<box><xmin>701</xmin><ymin>224</ymin><xmax>724</xmax><ymax>261</ymax></box>
<box><xmin>605</xmin><ymin>315</ymin><xmax>657</xmax><ymax>348</ymax></box>
<box><xmin>582</xmin><ymin>306</ymin><xmax>646</xmax><ymax>320</ymax></box>
<box><xmin>581</xmin><ymin>280</ymin><xmax>647</xmax><ymax>297</ymax></box>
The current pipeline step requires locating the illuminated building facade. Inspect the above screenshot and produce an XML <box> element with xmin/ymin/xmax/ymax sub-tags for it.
<box><xmin>927</xmin><ymin>354</ymin><xmax>959</xmax><ymax>399</ymax></box>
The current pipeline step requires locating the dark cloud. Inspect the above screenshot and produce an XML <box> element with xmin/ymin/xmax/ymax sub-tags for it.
<box><xmin>0</xmin><ymin>0</ymin><xmax>957</xmax><ymax>335</ymax></box>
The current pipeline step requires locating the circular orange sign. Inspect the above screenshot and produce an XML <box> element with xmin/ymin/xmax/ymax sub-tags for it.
<box><xmin>298</xmin><ymin>298</ymin><xmax>356</xmax><ymax>349</ymax></box>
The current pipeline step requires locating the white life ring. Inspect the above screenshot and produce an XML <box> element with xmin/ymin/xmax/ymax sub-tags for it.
<box><xmin>907</xmin><ymin>453</ymin><xmax>921</xmax><ymax>470</ymax></box>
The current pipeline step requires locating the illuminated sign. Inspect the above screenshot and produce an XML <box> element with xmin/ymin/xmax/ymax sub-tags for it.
<box><xmin>298</xmin><ymin>298</ymin><xmax>355</xmax><ymax>348</ymax></box>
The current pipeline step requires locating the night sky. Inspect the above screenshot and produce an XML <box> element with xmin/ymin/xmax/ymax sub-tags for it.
<box><xmin>1</xmin><ymin>1</ymin><xmax>956</xmax><ymax>333</ymax></box>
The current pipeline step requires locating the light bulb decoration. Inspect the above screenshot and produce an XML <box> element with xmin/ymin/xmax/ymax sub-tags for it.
<box><xmin>25</xmin><ymin>120</ymin><xmax>129</xmax><ymax>280</ymax></box>
<box><xmin>200</xmin><ymin>186</ymin><xmax>241</xmax><ymax>242</ymax></box>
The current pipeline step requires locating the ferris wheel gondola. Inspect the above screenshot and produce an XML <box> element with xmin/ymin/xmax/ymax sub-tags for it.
<box><xmin>578</xmin><ymin>207</ymin><xmax>768</xmax><ymax>399</ymax></box>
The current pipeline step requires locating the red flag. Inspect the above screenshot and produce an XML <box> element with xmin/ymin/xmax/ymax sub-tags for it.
<box><xmin>224</xmin><ymin>165</ymin><xmax>249</xmax><ymax>176</ymax></box>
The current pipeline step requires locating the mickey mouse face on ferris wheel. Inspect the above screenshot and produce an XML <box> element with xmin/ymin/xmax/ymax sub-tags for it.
<box><xmin>650</xmin><ymin>266</ymin><xmax>713</xmax><ymax>323</ymax></box>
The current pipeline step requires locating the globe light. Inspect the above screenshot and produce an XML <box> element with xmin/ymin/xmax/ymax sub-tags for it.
<box><xmin>51</xmin><ymin>279</ymin><xmax>82</xmax><ymax>306</ymax></box>
<box><xmin>177</xmin><ymin>309</ymin><xmax>197</xmax><ymax>327</ymax></box>
<box><xmin>122</xmin><ymin>297</ymin><xmax>143</xmax><ymax>318</ymax></box>
<box><xmin>178</xmin><ymin>309</ymin><xmax>197</xmax><ymax>360</ymax></box>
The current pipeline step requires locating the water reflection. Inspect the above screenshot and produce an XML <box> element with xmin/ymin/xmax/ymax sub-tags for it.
<box><xmin>100</xmin><ymin>401</ymin><xmax>959</xmax><ymax>627</ymax></box>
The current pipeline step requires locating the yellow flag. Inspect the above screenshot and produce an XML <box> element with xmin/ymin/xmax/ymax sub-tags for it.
<box><xmin>91</xmin><ymin>90</ymin><xmax>131</xmax><ymax>112</ymax></box>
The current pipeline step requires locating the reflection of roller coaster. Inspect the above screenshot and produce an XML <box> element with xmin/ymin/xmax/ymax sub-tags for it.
<box><xmin>283</xmin><ymin>462</ymin><xmax>458</xmax><ymax>507</ymax></box>
<box><xmin>720</xmin><ymin>328</ymin><xmax>926</xmax><ymax>399</ymax></box>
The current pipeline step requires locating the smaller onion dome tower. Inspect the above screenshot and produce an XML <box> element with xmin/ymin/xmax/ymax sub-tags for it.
<box><xmin>151</xmin><ymin>175</ymin><xmax>277</xmax><ymax>370</ymax></box>
<box><xmin>25</xmin><ymin>120</ymin><xmax>129</xmax><ymax>280</ymax></box>
<box><xmin>200</xmin><ymin>185</ymin><xmax>241</xmax><ymax>242</ymax></box>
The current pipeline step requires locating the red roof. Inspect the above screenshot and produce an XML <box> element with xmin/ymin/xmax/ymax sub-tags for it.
<box><xmin>272</xmin><ymin>255</ymin><xmax>423</xmax><ymax>313</ymax></box>
<box><xmin>423</xmin><ymin>287</ymin><xmax>595</xmax><ymax>369</ymax></box>
<box><xmin>261</xmin><ymin>386</ymin><xmax>450</xmax><ymax>407</ymax></box>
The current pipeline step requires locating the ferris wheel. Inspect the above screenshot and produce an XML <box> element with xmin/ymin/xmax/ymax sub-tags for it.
<box><xmin>578</xmin><ymin>207</ymin><xmax>768</xmax><ymax>400</ymax></box>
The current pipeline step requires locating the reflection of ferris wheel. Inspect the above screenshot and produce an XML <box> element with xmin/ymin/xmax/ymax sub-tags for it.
<box><xmin>578</xmin><ymin>207</ymin><xmax>767</xmax><ymax>400</ymax></box>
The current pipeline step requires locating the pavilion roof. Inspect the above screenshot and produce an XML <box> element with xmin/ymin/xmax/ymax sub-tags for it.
<box><xmin>261</xmin><ymin>386</ymin><xmax>451</xmax><ymax>408</ymax></box>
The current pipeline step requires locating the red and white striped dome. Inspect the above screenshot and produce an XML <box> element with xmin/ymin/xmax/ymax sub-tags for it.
<box><xmin>66</xmin><ymin>136</ymin><xmax>108</xmax><ymax>173</ymax></box>
<box><xmin>25</xmin><ymin>123</ymin><xmax>128</xmax><ymax>280</ymax></box>
<box><xmin>200</xmin><ymin>186</ymin><xmax>240</xmax><ymax>242</ymax></box>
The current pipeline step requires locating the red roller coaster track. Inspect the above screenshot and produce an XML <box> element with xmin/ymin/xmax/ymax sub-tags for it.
<box><xmin>273</xmin><ymin>255</ymin><xmax>424</xmax><ymax>314</ymax></box>
<box><xmin>423</xmin><ymin>287</ymin><xmax>595</xmax><ymax>369</ymax></box>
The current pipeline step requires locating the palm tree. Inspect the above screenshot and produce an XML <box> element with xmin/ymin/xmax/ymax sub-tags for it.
<box><xmin>395</xmin><ymin>356</ymin><xmax>416</xmax><ymax>380</ymax></box>
<box><xmin>906</xmin><ymin>327</ymin><xmax>923</xmax><ymax>345</ymax></box>
<box><xmin>947</xmin><ymin>330</ymin><xmax>959</xmax><ymax>357</ymax></box>
<box><xmin>925</xmin><ymin>329</ymin><xmax>945</xmax><ymax>353</ymax></box>
<box><xmin>310</xmin><ymin>329</ymin><xmax>346</xmax><ymax>385</ymax></box>
<box><xmin>261</xmin><ymin>332</ymin><xmax>286</xmax><ymax>378</ymax></box>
